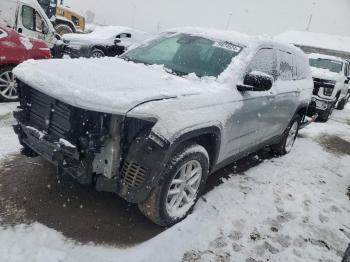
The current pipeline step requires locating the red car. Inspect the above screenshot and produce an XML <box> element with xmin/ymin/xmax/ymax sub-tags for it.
<box><xmin>0</xmin><ymin>25</ymin><xmax>51</xmax><ymax>102</ymax></box>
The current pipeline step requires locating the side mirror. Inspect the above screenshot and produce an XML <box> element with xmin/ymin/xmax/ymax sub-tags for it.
<box><xmin>237</xmin><ymin>71</ymin><xmax>273</xmax><ymax>92</ymax></box>
<box><xmin>114</xmin><ymin>39</ymin><xmax>121</xmax><ymax>45</ymax></box>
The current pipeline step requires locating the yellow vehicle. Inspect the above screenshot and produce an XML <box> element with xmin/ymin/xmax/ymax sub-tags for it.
<box><xmin>38</xmin><ymin>0</ymin><xmax>85</xmax><ymax>35</ymax></box>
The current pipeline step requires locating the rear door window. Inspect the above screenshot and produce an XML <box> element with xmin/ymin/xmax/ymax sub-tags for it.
<box><xmin>278</xmin><ymin>50</ymin><xmax>294</xmax><ymax>81</ymax></box>
<box><xmin>247</xmin><ymin>48</ymin><xmax>276</xmax><ymax>77</ymax></box>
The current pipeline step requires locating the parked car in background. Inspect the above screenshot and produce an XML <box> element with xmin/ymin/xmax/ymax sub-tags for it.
<box><xmin>62</xmin><ymin>26</ymin><xmax>152</xmax><ymax>58</ymax></box>
<box><xmin>0</xmin><ymin>25</ymin><xmax>51</xmax><ymax>102</ymax></box>
<box><xmin>13</xmin><ymin>28</ymin><xmax>313</xmax><ymax>226</ymax></box>
<box><xmin>1</xmin><ymin>0</ymin><xmax>63</xmax><ymax>57</ymax></box>
<box><xmin>308</xmin><ymin>53</ymin><xmax>350</xmax><ymax>121</ymax></box>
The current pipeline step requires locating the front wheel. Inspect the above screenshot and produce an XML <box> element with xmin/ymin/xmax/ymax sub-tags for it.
<box><xmin>272</xmin><ymin>114</ymin><xmax>301</xmax><ymax>155</ymax></box>
<box><xmin>336</xmin><ymin>97</ymin><xmax>347</xmax><ymax>110</ymax></box>
<box><xmin>91</xmin><ymin>48</ymin><xmax>105</xmax><ymax>58</ymax></box>
<box><xmin>138</xmin><ymin>143</ymin><xmax>209</xmax><ymax>226</ymax></box>
<box><xmin>0</xmin><ymin>66</ymin><xmax>18</xmax><ymax>102</ymax></box>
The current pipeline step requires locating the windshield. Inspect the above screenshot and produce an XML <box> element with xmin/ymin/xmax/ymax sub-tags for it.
<box><xmin>309</xmin><ymin>58</ymin><xmax>343</xmax><ymax>73</ymax></box>
<box><xmin>121</xmin><ymin>33</ymin><xmax>243</xmax><ymax>78</ymax></box>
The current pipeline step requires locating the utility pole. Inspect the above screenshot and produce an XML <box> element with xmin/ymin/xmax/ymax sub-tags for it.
<box><xmin>225</xmin><ymin>13</ymin><xmax>233</xmax><ymax>30</ymax></box>
<box><xmin>306</xmin><ymin>14</ymin><xmax>313</xmax><ymax>31</ymax></box>
<box><xmin>306</xmin><ymin>2</ymin><xmax>316</xmax><ymax>31</ymax></box>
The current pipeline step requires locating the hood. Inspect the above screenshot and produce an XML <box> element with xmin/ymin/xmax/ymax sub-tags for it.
<box><xmin>310</xmin><ymin>67</ymin><xmax>340</xmax><ymax>82</ymax></box>
<box><xmin>13</xmin><ymin>58</ymin><xmax>208</xmax><ymax>115</ymax></box>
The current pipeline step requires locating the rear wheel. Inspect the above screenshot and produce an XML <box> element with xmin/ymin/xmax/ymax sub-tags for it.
<box><xmin>0</xmin><ymin>66</ymin><xmax>18</xmax><ymax>102</ymax></box>
<box><xmin>91</xmin><ymin>49</ymin><xmax>105</xmax><ymax>58</ymax></box>
<box><xmin>55</xmin><ymin>24</ymin><xmax>74</xmax><ymax>36</ymax></box>
<box><xmin>272</xmin><ymin>114</ymin><xmax>301</xmax><ymax>155</ymax></box>
<box><xmin>138</xmin><ymin>143</ymin><xmax>209</xmax><ymax>226</ymax></box>
<box><xmin>336</xmin><ymin>97</ymin><xmax>347</xmax><ymax>110</ymax></box>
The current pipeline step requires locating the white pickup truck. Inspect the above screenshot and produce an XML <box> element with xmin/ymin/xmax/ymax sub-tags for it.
<box><xmin>0</xmin><ymin>0</ymin><xmax>62</xmax><ymax>55</ymax></box>
<box><xmin>308</xmin><ymin>53</ymin><xmax>350</xmax><ymax>121</ymax></box>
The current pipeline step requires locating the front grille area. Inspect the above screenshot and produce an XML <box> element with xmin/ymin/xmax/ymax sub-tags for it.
<box><xmin>121</xmin><ymin>161</ymin><xmax>148</xmax><ymax>189</ymax></box>
<box><xmin>18</xmin><ymin>82</ymin><xmax>111</xmax><ymax>145</ymax></box>
<box><xmin>312</xmin><ymin>78</ymin><xmax>336</xmax><ymax>96</ymax></box>
<box><xmin>29</xmin><ymin>88</ymin><xmax>73</xmax><ymax>140</ymax></box>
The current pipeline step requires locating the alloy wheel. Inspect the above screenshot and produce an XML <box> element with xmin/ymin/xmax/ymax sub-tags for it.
<box><xmin>0</xmin><ymin>70</ymin><xmax>18</xmax><ymax>100</ymax></box>
<box><xmin>91</xmin><ymin>50</ymin><xmax>105</xmax><ymax>58</ymax></box>
<box><xmin>285</xmin><ymin>121</ymin><xmax>298</xmax><ymax>153</ymax></box>
<box><xmin>166</xmin><ymin>160</ymin><xmax>202</xmax><ymax>218</ymax></box>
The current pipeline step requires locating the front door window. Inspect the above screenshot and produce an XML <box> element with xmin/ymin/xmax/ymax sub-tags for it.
<box><xmin>22</xmin><ymin>6</ymin><xmax>47</xmax><ymax>34</ymax></box>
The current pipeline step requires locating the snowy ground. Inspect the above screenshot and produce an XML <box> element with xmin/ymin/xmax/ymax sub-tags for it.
<box><xmin>0</xmin><ymin>103</ymin><xmax>349</xmax><ymax>262</ymax></box>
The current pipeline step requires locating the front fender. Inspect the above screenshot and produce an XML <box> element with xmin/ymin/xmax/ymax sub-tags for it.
<box><xmin>118</xmin><ymin>125</ymin><xmax>222</xmax><ymax>203</ymax></box>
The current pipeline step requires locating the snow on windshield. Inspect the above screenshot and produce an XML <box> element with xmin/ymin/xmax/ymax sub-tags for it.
<box><xmin>309</xmin><ymin>58</ymin><xmax>343</xmax><ymax>73</ymax></box>
<box><xmin>122</xmin><ymin>33</ymin><xmax>243</xmax><ymax>78</ymax></box>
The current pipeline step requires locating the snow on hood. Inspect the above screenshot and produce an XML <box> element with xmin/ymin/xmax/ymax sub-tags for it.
<box><xmin>13</xmin><ymin>58</ymin><xmax>214</xmax><ymax>115</ymax></box>
<box><xmin>63</xmin><ymin>26</ymin><xmax>137</xmax><ymax>46</ymax></box>
<box><xmin>310</xmin><ymin>67</ymin><xmax>340</xmax><ymax>81</ymax></box>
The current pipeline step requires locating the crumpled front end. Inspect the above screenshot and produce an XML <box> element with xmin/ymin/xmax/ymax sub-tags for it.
<box><xmin>13</xmin><ymin>81</ymin><xmax>115</xmax><ymax>184</ymax></box>
<box><xmin>13</xmin><ymin>81</ymin><xmax>168</xmax><ymax>203</ymax></box>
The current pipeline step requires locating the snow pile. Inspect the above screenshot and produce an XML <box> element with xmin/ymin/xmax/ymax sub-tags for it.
<box><xmin>276</xmin><ymin>30</ymin><xmax>350</xmax><ymax>53</ymax></box>
<box><xmin>19</xmin><ymin>36</ymin><xmax>33</xmax><ymax>50</ymax></box>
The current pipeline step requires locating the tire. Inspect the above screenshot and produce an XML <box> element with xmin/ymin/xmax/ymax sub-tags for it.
<box><xmin>0</xmin><ymin>66</ymin><xmax>19</xmax><ymax>102</ymax></box>
<box><xmin>91</xmin><ymin>49</ymin><xmax>105</xmax><ymax>58</ymax></box>
<box><xmin>318</xmin><ymin>103</ymin><xmax>334</xmax><ymax>122</ymax></box>
<box><xmin>138</xmin><ymin>143</ymin><xmax>209</xmax><ymax>226</ymax></box>
<box><xmin>342</xmin><ymin>244</ymin><xmax>350</xmax><ymax>262</ymax></box>
<box><xmin>271</xmin><ymin>114</ymin><xmax>301</xmax><ymax>156</ymax></box>
<box><xmin>336</xmin><ymin>97</ymin><xmax>347</xmax><ymax>110</ymax></box>
<box><xmin>55</xmin><ymin>24</ymin><xmax>74</xmax><ymax>36</ymax></box>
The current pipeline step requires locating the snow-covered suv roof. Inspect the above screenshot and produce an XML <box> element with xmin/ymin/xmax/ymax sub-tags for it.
<box><xmin>166</xmin><ymin>27</ymin><xmax>305</xmax><ymax>57</ymax></box>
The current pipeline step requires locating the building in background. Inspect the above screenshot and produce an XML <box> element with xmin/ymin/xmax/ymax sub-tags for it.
<box><xmin>276</xmin><ymin>31</ymin><xmax>350</xmax><ymax>59</ymax></box>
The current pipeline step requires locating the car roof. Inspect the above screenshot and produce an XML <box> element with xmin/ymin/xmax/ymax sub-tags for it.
<box><xmin>165</xmin><ymin>27</ymin><xmax>305</xmax><ymax>56</ymax></box>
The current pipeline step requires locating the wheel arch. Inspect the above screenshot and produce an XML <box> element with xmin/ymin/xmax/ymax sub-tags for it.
<box><xmin>91</xmin><ymin>45</ymin><xmax>107</xmax><ymax>54</ymax></box>
<box><xmin>170</xmin><ymin>126</ymin><xmax>222</xmax><ymax>171</ymax></box>
<box><xmin>296</xmin><ymin>104</ymin><xmax>308</xmax><ymax>119</ymax></box>
<box><xmin>0</xmin><ymin>64</ymin><xmax>18</xmax><ymax>70</ymax></box>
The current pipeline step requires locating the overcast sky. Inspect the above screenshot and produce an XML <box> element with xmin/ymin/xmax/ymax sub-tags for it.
<box><xmin>64</xmin><ymin>0</ymin><xmax>350</xmax><ymax>37</ymax></box>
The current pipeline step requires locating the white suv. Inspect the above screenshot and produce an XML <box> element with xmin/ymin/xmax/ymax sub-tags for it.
<box><xmin>13</xmin><ymin>28</ymin><xmax>313</xmax><ymax>226</ymax></box>
<box><xmin>308</xmin><ymin>53</ymin><xmax>350</xmax><ymax>121</ymax></box>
